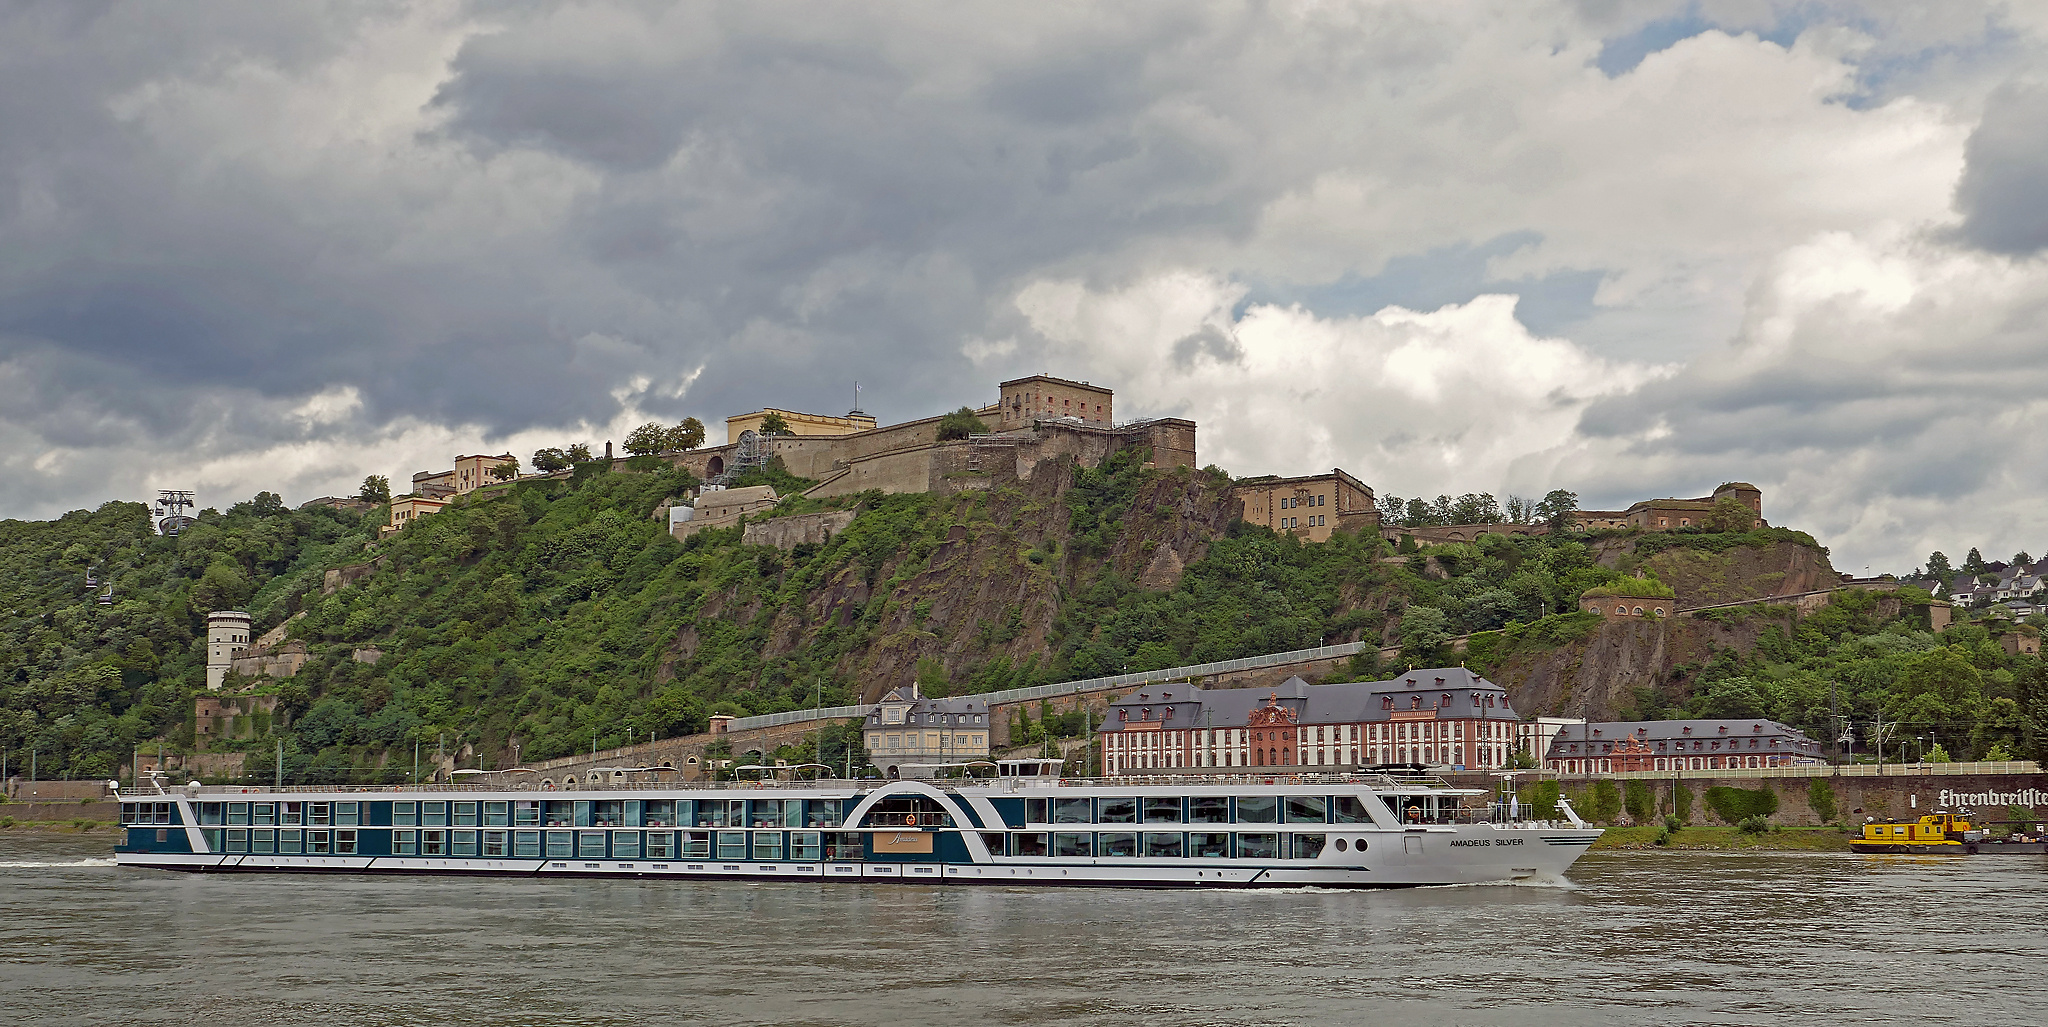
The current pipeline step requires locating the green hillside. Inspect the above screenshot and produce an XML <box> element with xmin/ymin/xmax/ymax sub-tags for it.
<box><xmin>4</xmin><ymin>455</ymin><xmax>2044</xmax><ymax>783</ymax></box>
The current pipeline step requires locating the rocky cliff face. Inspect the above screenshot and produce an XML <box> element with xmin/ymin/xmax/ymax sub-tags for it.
<box><xmin>1593</xmin><ymin>538</ymin><xmax>1838</xmax><ymax>607</ymax></box>
<box><xmin>663</xmin><ymin>459</ymin><xmax>1240</xmax><ymax>702</ymax></box>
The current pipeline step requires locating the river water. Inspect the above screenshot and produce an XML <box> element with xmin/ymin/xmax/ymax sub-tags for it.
<box><xmin>2</xmin><ymin>833</ymin><xmax>2042</xmax><ymax>1026</ymax></box>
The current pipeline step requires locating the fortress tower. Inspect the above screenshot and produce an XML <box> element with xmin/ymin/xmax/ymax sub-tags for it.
<box><xmin>206</xmin><ymin>611</ymin><xmax>252</xmax><ymax>690</ymax></box>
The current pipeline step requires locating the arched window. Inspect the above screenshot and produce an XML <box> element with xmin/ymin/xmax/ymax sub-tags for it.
<box><xmin>1633</xmin><ymin>607</ymin><xmax>1643</xmax><ymax>616</ymax></box>
<box><xmin>1616</xmin><ymin>605</ymin><xmax>1627</xmax><ymax>614</ymax></box>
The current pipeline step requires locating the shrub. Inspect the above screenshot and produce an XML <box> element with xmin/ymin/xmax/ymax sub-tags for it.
<box><xmin>1737</xmin><ymin>815</ymin><xmax>1771</xmax><ymax>834</ymax></box>
<box><xmin>1807</xmin><ymin>778</ymin><xmax>1837</xmax><ymax>824</ymax></box>
<box><xmin>1624</xmin><ymin>780</ymin><xmax>1656</xmax><ymax>823</ymax></box>
<box><xmin>1528</xmin><ymin>779</ymin><xmax>1561</xmax><ymax>819</ymax></box>
<box><xmin>1653</xmin><ymin>827</ymin><xmax>1672</xmax><ymax>846</ymax></box>
<box><xmin>1586</xmin><ymin>780</ymin><xmax>1622</xmax><ymax>823</ymax></box>
<box><xmin>1705</xmin><ymin>785</ymin><xmax>1779</xmax><ymax>824</ymax></box>
<box><xmin>1663</xmin><ymin>813</ymin><xmax>1682</xmax><ymax>833</ymax></box>
<box><xmin>1674</xmin><ymin>784</ymin><xmax>1693</xmax><ymax>823</ymax></box>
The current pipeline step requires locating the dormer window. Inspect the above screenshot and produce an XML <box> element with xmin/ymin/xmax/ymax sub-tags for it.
<box><xmin>1718</xmin><ymin>725</ymin><xmax>1728</xmax><ymax>734</ymax></box>
<box><xmin>1410</xmin><ymin>696</ymin><xmax>1422</xmax><ymax>710</ymax></box>
<box><xmin>1382</xmin><ymin>697</ymin><xmax>1394</xmax><ymax>711</ymax></box>
<box><xmin>1682</xmin><ymin>726</ymin><xmax>1692</xmax><ymax>735</ymax></box>
<box><xmin>1163</xmin><ymin>706</ymin><xmax>1175</xmax><ymax>719</ymax></box>
<box><xmin>1118</xmin><ymin>710</ymin><xmax>1128</xmax><ymax>722</ymax></box>
<box><xmin>1440</xmin><ymin>693</ymin><xmax>1452</xmax><ymax>707</ymax></box>
<box><xmin>1142</xmin><ymin>708</ymin><xmax>1152</xmax><ymax>721</ymax></box>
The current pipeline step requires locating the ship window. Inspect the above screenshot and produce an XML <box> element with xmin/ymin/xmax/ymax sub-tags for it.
<box><xmin>390</xmin><ymin>830</ymin><xmax>415</xmax><ymax>856</ymax></box>
<box><xmin>1053</xmin><ymin>797</ymin><xmax>1092</xmax><ymax>824</ymax></box>
<box><xmin>482</xmin><ymin>830</ymin><xmax>506</xmax><ymax>857</ymax></box>
<box><xmin>1333</xmin><ymin>837</ymin><xmax>1348</xmax><ymax>852</ymax></box>
<box><xmin>252</xmin><ymin>803</ymin><xmax>276</xmax><ymax>827</ymax></box>
<box><xmin>514</xmin><ymin>831</ymin><xmax>540</xmax><ymax>857</ymax></box>
<box><xmin>1188</xmin><ymin>832</ymin><xmax>1229</xmax><ymax>858</ymax></box>
<box><xmin>1024</xmin><ymin>798</ymin><xmax>1049</xmax><ymax>824</ymax></box>
<box><xmin>791</xmin><ymin>831</ymin><xmax>822</xmax><ymax>860</ymax></box>
<box><xmin>1294</xmin><ymin>834</ymin><xmax>1327</xmax><ymax>859</ymax></box>
<box><xmin>1053</xmin><ymin>833</ymin><xmax>1094</xmax><ymax>857</ymax></box>
<box><xmin>250</xmin><ymin>829</ymin><xmax>276</xmax><ymax>854</ymax></box>
<box><xmin>484</xmin><ymin>801</ymin><xmax>509</xmax><ymax>827</ymax></box>
<box><xmin>227</xmin><ymin>802</ymin><xmax>249</xmax><ymax>826</ymax></box>
<box><xmin>1096</xmin><ymin>797</ymin><xmax>1137</xmax><ymax>823</ymax></box>
<box><xmin>577</xmin><ymin>831</ymin><xmax>606</xmax><ymax>858</ymax></box>
<box><xmin>611</xmin><ymin>831</ymin><xmax>639</xmax><ymax>859</ymax></box>
<box><xmin>420</xmin><ymin>830</ymin><xmax>445</xmax><ymax>856</ymax></box>
<box><xmin>1286</xmin><ymin>796</ymin><xmax>1328</xmax><ymax>823</ymax></box>
<box><xmin>1190</xmin><ymin>796</ymin><xmax>1231</xmax><ymax>824</ymax></box>
<box><xmin>421</xmin><ymin>802</ymin><xmax>447</xmax><ymax>827</ymax></box>
<box><xmin>683</xmin><ymin>832</ymin><xmax>712</xmax><ymax>858</ymax></box>
<box><xmin>1142</xmin><ymin>797</ymin><xmax>1183</xmax><ymax>823</ymax></box>
<box><xmin>1330</xmin><ymin>796</ymin><xmax>1371</xmax><ymax>823</ymax></box>
<box><xmin>450</xmin><ymin>830</ymin><xmax>477</xmax><ymax>856</ymax></box>
<box><xmin>1233</xmin><ymin>833</ymin><xmax>1279</xmax><ymax>859</ymax></box>
<box><xmin>281</xmin><ymin>802</ymin><xmax>302</xmax><ymax>826</ymax></box>
<box><xmin>391</xmin><ymin>802</ymin><xmax>416</xmax><ymax>827</ymax></box>
<box><xmin>513</xmin><ymin>802</ymin><xmax>540</xmax><ymax>827</ymax></box>
<box><xmin>225</xmin><ymin>829</ymin><xmax>248</xmax><ymax>853</ymax></box>
<box><xmin>1098</xmin><ymin>832</ymin><xmax>1139</xmax><ymax>857</ymax></box>
<box><xmin>1142</xmin><ymin>832</ymin><xmax>1183</xmax><ymax>857</ymax></box>
<box><xmin>336</xmin><ymin>830</ymin><xmax>357</xmax><ymax>855</ymax></box>
<box><xmin>1234</xmin><ymin>796</ymin><xmax>1278</xmax><ymax>823</ymax></box>
<box><xmin>1008</xmin><ymin>832</ymin><xmax>1046</xmax><ymax>857</ymax></box>
<box><xmin>454</xmin><ymin>802</ymin><xmax>479</xmax><ymax>826</ymax></box>
<box><xmin>307</xmin><ymin>830</ymin><xmax>330</xmax><ymax>854</ymax></box>
<box><xmin>752</xmin><ymin>832</ymin><xmax>783</xmax><ymax>860</ymax></box>
<box><xmin>718</xmin><ymin>832</ymin><xmax>748</xmax><ymax>860</ymax></box>
<box><xmin>644</xmin><ymin>832</ymin><xmax>673</xmax><ymax>859</ymax></box>
<box><xmin>545</xmin><ymin>831</ymin><xmax>573</xmax><ymax>858</ymax></box>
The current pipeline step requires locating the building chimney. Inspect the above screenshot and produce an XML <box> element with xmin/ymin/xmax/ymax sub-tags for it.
<box><xmin>605</xmin><ymin>441</ymin><xmax>613</xmax><ymax>459</ymax></box>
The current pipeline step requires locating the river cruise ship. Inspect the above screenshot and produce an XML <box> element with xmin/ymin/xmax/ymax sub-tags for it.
<box><xmin>113</xmin><ymin>761</ymin><xmax>1601</xmax><ymax>888</ymax></box>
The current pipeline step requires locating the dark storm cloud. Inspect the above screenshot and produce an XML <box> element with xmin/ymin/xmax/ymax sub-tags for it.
<box><xmin>1952</xmin><ymin>77</ymin><xmax>2048</xmax><ymax>255</ymax></box>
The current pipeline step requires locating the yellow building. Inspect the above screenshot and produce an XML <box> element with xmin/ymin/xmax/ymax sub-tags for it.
<box><xmin>381</xmin><ymin>494</ymin><xmax>449</xmax><ymax>536</ymax></box>
<box><xmin>862</xmin><ymin>685</ymin><xmax>992</xmax><ymax>778</ymax></box>
<box><xmin>1234</xmin><ymin>469</ymin><xmax>1379</xmax><ymax>541</ymax></box>
<box><xmin>991</xmin><ymin>374</ymin><xmax>1113</xmax><ymax>431</ymax></box>
<box><xmin>725</xmin><ymin>408</ymin><xmax>877</xmax><ymax>440</ymax></box>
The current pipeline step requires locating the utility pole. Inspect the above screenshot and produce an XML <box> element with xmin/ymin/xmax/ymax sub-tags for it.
<box><xmin>274</xmin><ymin>737</ymin><xmax>283</xmax><ymax>791</ymax></box>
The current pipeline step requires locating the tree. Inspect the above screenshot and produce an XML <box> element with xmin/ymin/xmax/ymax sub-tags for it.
<box><xmin>488</xmin><ymin>458</ymin><xmax>519</xmax><ymax>481</ymax></box>
<box><xmin>1925</xmin><ymin>742</ymin><xmax>1953</xmax><ymax>763</ymax></box>
<box><xmin>531</xmin><ymin>448</ymin><xmax>570</xmax><ymax>473</ymax></box>
<box><xmin>1504</xmin><ymin>495</ymin><xmax>1532</xmax><ymax>523</ymax></box>
<box><xmin>1398</xmin><ymin>606</ymin><xmax>1452</xmax><ymax>665</ymax></box>
<box><xmin>664</xmin><ymin>417</ymin><xmax>706</xmax><ymax>452</ymax></box>
<box><xmin>623</xmin><ymin>422</ymin><xmax>668</xmax><ymax>455</ymax></box>
<box><xmin>1701</xmin><ymin>495</ymin><xmax>1754</xmax><ymax>532</ymax></box>
<box><xmin>2015</xmin><ymin>552</ymin><xmax>2034</xmax><ymax>568</ymax></box>
<box><xmin>935</xmin><ymin>406</ymin><xmax>989</xmax><ymax>441</ymax></box>
<box><xmin>757</xmin><ymin>411</ymin><xmax>793</xmax><ymax>436</ymax></box>
<box><xmin>1964</xmin><ymin>548</ymin><xmax>1987</xmax><ymax>576</ymax></box>
<box><xmin>566</xmin><ymin>443</ymin><xmax>593</xmax><ymax>463</ymax></box>
<box><xmin>248</xmin><ymin>491</ymin><xmax>286</xmax><ymax>516</ymax></box>
<box><xmin>358</xmin><ymin>475</ymin><xmax>392</xmax><ymax>503</ymax></box>
<box><xmin>1535</xmin><ymin>489</ymin><xmax>1579</xmax><ymax>530</ymax></box>
<box><xmin>1925</xmin><ymin>551</ymin><xmax>1953</xmax><ymax>582</ymax></box>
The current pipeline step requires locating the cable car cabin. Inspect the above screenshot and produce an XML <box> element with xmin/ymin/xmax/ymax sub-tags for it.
<box><xmin>1852</xmin><ymin>811</ymin><xmax>1983</xmax><ymax>854</ymax></box>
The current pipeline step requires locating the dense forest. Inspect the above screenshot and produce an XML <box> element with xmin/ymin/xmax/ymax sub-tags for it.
<box><xmin>4</xmin><ymin>452</ymin><xmax>2045</xmax><ymax>783</ymax></box>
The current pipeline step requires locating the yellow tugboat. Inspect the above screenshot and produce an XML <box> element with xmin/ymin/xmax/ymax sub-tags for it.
<box><xmin>1852</xmin><ymin>811</ymin><xmax>1983</xmax><ymax>854</ymax></box>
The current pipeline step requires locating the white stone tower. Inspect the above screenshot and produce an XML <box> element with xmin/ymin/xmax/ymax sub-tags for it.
<box><xmin>206</xmin><ymin>611</ymin><xmax>253</xmax><ymax>690</ymax></box>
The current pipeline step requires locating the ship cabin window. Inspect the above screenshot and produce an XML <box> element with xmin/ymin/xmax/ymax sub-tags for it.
<box><xmin>1189</xmin><ymin>832</ymin><xmax>1229</xmax><ymax>858</ymax></box>
<box><xmin>251</xmin><ymin>830</ymin><xmax>276</xmax><ymax>854</ymax></box>
<box><xmin>546</xmin><ymin>832</ymin><xmax>573</xmax><ymax>858</ymax></box>
<box><xmin>454</xmin><ymin>802</ymin><xmax>479</xmax><ymax>827</ymax></box>
<box><xmin>805</xmin><ymin>799</ymin><xmax>844</xmax><ymax>828</ymax></box>
<box><xmin>282</xmin><ymin>802</ymin><xmax>303</xmax><ymax>826</ymax></box>
<box><xmin>791</xmin><ymin>831</ymin><xmax>822</xmax><ymax>860</ymax></box>
<box><xmin>1143</xmin><ymin>833</ymin><xmax>1182</xmax><ymax>857</ymax></box>
<box><xmin>1287</xmin><ymin>796</ymin><xmax>1328</xmax><ymax>823</ymax></box>
<box><xmin>451</xmin><ymin>830</ymin><xmax>477</xmax><ymax>856</ymax></box>
<box><xmin>1098</xmin><ymin>832</ymin><xmax>1139</xmax><ymax>857</ymax></box>
<box><xmin>1013</xmin><ymin>833</ymin><xmax>1050</xmax><ymax>856</ymax></box>
<box><xmin>514</xmin><ymin>831</ymin><xmax>541</xmax><ymax>857</ymax></box>
<box><xmin>196</xmin><ymin>803</ymin><xmax>223</xmax><ymax>825</ymax></box>
<box><xmin>482</xmin><ymin>830</ymin><xmax>506</xmax><ymax>857</ymax></box>
<box><xmin>1096</xmin><ymin>797</ymin><xmax>1137</xmax><ymax>823</ymax></box>
<box><xmin>1330</xmin><ymin>796</ymin><xmax>1372</xmax><ymax>823</ymax></box>
<box><xmin>1053</xmin><ymin>797</ymin><xmax>1092</xmax><ymax>824</ymax></box>
<box><xmin>1294</xmin><ymin>834</ymin><xmax>1327</xmax><ymax>859</ymax></box>
<box><xmin>1143</xmin><ymin>797</ymin><xmax>1183</xmax><ymax>823</ymax></box>
<box><xmin>611</xmin><ymin>831</ymin><xmax>639</xmax><ymax>859</ymax></box>
<box><xmin>591</xmin><ymin>800</ymin><xmax>624</xmax><ymax>827</ymax></box>
<box><xmin>485</xmin><ymin>801</ymin><xmax>509</xmax><ymax>827</ymax></box>
<box><xmin>228</xmin><ymin>802</ymin><xmax>249</xmax><ymax>826</ymax></box>
<box><xmin>225</xmin><ymin>829</ymin><xmax>248</xmax><ymax>853</ymax></box>
<box><xmin>419</xmin><ymin>830</ymin><xmax>446</xmax><ymax>856</ymax></box>
<box><xmin>1234</xmin><ymin>834</ymin><xmax>1279</xmax><ymax>859</ymax></box>
<box><xmin>718</xmin><ymin>832</ymin><xmax>747</xmax><ymax>860</ymax></box>
<box><xmin>514</xmin><ymin>801</ymin><xmax>540</xmax><ymax>826</ymax></box>
<box><xmin>681</xmin><ymin>832</ymin><xmax>712</xmax><ymax>858</ymax></box>
<box><xmin>542</xmin><ymin>800</ymin><xmax>573</xmax><ymax>827</ymax></box>
<box><xmin>391</xmin><ymin>802</ymin><xmax>416</xmax><ymax>827</ymax></box>
<box><xmin>390</xmin><ymin>831</ymin><xmax>415</xmax><ymax>856</ymax></box>
<box><xmin>252</xmin><ymin>803</ymin><xmax>276</xmax><ymax>827</ymax></box>
<box><xmin>1190</xmin><ymin>796</ymin><xmax>1231</xmax><ymax>824</ymax></box>
<box><xmin>1053</xmin><ymin>833</ymin><xmax>1093</xmax><ymax>857</ymax></box>
<box><xmin>1233</xmin><ymin>796</ymin><xmax>1279</xmax><ymax>823</ymax></box>
<box><xmin>642</xmin><ymin>800</ymin><xmax>676</xmax><ymax>827</ymax></box>
<box><xmin>752</xmin><ymin>833</ymin><xmax>782</xmax><ymax>860</ymax></box>
<box><xmin>308</xmin><ymin>803</ymin><xmax>330</xmax><ymax>826</ymax></box>
<box><xmin>336</xmin><ymin>830</ymin><xmax>358</xmax><ymax>855</ymax></box>
<box><xmin>644</xmin><ymin>831</ymin><xmax>673</xmax><ymax>859</ymax></box>
<box><xmin>577</xmin><ymin>831</ymin><xmax>605</xmax><ymax>857</ymax></box>
<box><xmin>307</xmin><ymin>830</ymin><xmax>329</xmax><ymax>854</ymax></box>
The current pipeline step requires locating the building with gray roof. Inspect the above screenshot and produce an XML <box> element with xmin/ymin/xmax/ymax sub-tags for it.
<box><xmin>1543</xmin><ymin>718</ymin><xmax>1823</xmax><ymax>774</ymax></box>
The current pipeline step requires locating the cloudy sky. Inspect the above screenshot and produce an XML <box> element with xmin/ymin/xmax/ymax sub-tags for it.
<box><xmin>4</xmin><ymin>0</ymin><xmax>2046</xmax><ymax>573</ymax></box>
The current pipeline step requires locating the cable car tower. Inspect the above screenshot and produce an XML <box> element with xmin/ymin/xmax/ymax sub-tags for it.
<box><xmin>155</xmin><ymin>490</ymin><xmax>197</xmax><ymax>536</ymax></box>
